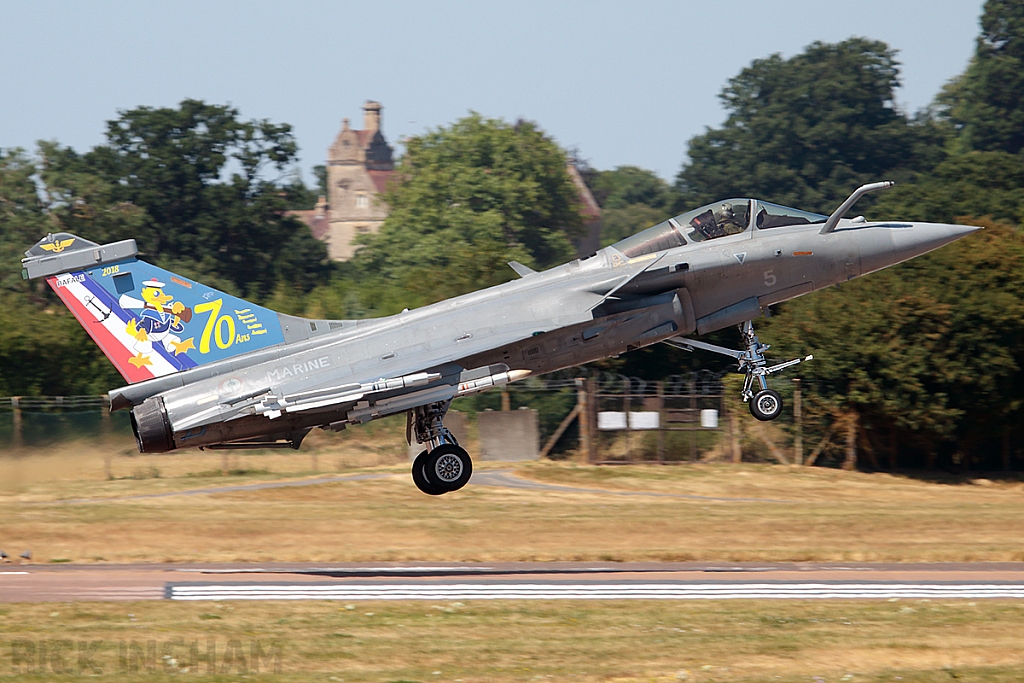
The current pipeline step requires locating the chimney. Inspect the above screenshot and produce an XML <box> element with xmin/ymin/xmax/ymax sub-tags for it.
<box><xmin>363</xmin><ymin>101</ymin><xmax>382</xmax><ymax>134</ymax></box>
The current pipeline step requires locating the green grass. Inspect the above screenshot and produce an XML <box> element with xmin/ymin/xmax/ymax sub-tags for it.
<box><xmin>2</xmin><ymin>600</ymin><xmax>1023</xmax><ymax>682</ymax></box>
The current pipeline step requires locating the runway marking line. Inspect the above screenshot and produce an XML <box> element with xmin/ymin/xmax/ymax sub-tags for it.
<box><xmin>166</xmin><ymin>582</ymin><xmax>1024</xmax><ymax>601</ymax></box>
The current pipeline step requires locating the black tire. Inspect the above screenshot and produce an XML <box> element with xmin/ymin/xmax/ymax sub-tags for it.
<box><xmin>750</xmin><ymin>389</ymin><xmax>783</xmax><ymax>421</ymax></box>
<box><xmin>424</xmin><ymin>444</ymin><xmax>473</xmax><ymax>492</ymax></box>
<box><xmin>412</xmin><ymin>450</ymin><xmax>447</xmax><ymax>495</ymax></box>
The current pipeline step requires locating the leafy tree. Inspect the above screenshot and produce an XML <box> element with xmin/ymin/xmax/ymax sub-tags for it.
<box><xmin>313</xmin><ymin>164</ymin><xmax>328</xmax><ymax>198</ymax></box>
<box><xmin>875</xmin><ymin>2</ymin><xmax>1024</xmax><ymax>224</ymax></box>
<box><xmin>0</xmin><ymin>101</ymin><xmax>333</xmax><ymax>395</ymax></box>
<box><xmin>35</xmin><ymin>141</ymin><xmax>149</xmax><ymax>253</ymax></box>
<box><xmin>352</xmin><ymin>114</ymin><xmax>584</xmax><ymax>310</ymax></box>
<box><xmin>873</xmin><ymin>150</ymin><xmax>1024</xmax><ymax>225</ymax></box>
<box><xmin>762</xmin><ymin>221</ymin><xmax>1024</xmax><ymax>470</ymax></box>
<box><xmin>677</xmin><ymin>38</ymin><xmax>929</xmax><ymax>214</ymax></box>
<box><xmin>48</xmin><ymin>99</ymin><xmax>330</xmax><ymax>298</ymax></box>
<box><xmin>590</xmin><ymin>165</ymin><xmax>675</xmax><ymax>210</ymax></box>
<box><xmin>600</xmin><ymin>204</ymin><xmax>669</xmax><ymax>248</ymax></box>
<box><xmin>940</xmin><ymin>0</ymin><xmax>1024</xmax><ymax>154</ymax></box>
<box><xmin>659</xmin><ymin>26</ymin><xmax>1024</xmax><ymax>470</ymax></box>
<box><xmin>0</xmin><ymin>149</ymin><xmax>123</xmax><ymax>394</ymax></box>
<box><xmin>587</xmin><ymin>166</ymin><xmax>678</xmax><ymax>247</ymax></box>
<box><xmin>0</xmin><ymin>293</ymin><xmax>124</xmax><ymax>396</ymax></box>
<box><xmin>281</xmin><ymin>172</ymin><xmax>321</xmax><ymax>211</ymax></box>
<box><xmin>0</xmin><ymin>149</ymin><xmax>50</xmax><ymax>292</ymax></box>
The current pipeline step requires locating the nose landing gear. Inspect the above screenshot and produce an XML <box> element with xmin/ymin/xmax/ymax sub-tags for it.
<box><xmin>409</xmin><ymin>400</ymin><xmax>473</xmax><ymax>495</ymax></box>
<box><xmin>665</xmin><ymin>320</ymin><xmax>812</xmax><ymax>421</ymax></box>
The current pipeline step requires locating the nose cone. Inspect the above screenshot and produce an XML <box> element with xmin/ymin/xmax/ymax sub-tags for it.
<box><xmin>857</xmin><ymin>222</ymin><xmax>982</xmax><ymax>277</ymax></box>
<box><xmin>892</xmin><ymin>222</ymin><xmax>982</xmax><ymax>261</ymax></box>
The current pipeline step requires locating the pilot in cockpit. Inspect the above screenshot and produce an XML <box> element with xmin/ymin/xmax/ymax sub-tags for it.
<box><xmin>714</xmin><ymin>203</ymin><xmax>745</xmax><ymax>234</ymax></box>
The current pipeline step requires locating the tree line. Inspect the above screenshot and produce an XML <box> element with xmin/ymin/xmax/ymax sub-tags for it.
<box><xmin>1</xmin><ymin>0</ymin><xmax>1021</xmax><ymax>470</ymax></box>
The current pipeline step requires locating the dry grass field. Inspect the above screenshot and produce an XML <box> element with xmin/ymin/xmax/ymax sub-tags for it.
<box><xmin>4</xmin><ymin>432</ymin><xmax>1024</xmax><ymax>682</ymax></box>
<box><xmin>3</xmin><ymin>599</ymin><xmax>1024</xmax><ymax>682</ymax></box>
<box><xmin>0</xmin><ymin>413</ymin><xmax>413</xmax><ymax>492</ymax></box>
<box><xmin>1</xmin><ymin>427</ymin><xmax>1022</xmax><ymax>564</ymax></box>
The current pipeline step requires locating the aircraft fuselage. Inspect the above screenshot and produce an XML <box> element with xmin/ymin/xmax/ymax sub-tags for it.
<box><xmin>117</xmin><ymin>214</ymin><xmax>975</xmax><ymax>451</ymax></box>
<box><xmin>22</xmin><ymin>184</ymin><xmax>980</xmax><ymax>465</ymax></box>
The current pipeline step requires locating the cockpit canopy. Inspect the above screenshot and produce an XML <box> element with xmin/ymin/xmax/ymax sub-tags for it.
<box><xmin>610</xmin><ymin>199</ymin><xmax>827</xmax><ymax>259</ymax></box>
<box><xmin>755</xmin><ymin>201</ymin><xmax>828</xmax><ymax>230</ymax></box>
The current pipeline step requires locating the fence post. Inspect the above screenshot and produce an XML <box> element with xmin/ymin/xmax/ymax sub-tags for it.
<box><xmin>793</xmin><ymin>379</ymin><xmax>803</xmax><ymax>465</ymax></box>
<box><xmin>624</xmin><ymin>392</ymin><xmax>632</xmax><ymax>459</ymax></box>
<box><xmin>100</xmin><ymin>394</ymin><xmax>112</xmax><ymax>440</ymax></box>
<box><xmin>101</xmin><ymin>394</ymin><xmax>113</xmax><ymax>478</ymax></box>
<box><xmin>689</xmin><ymin>378</ymin><xmax>697</xmax><ymax>462</ymax></box>
<box><xmin>577</xmin><ymin>378</ymin><xmax>593</xmax><ymax>463</ymax></box>
<box><xmin>729</xmin><ymin>396</ymin><xmax>741</xmax><ymax>463</ymax></box>
<box><xmin>656</xmin><ymin>381</ymin><xmax>665</xmax><ymax>463</ymax></box>
<box><xmin>1003</xmin><ymin>426</ymin><xmax>1012</xmax><ymax>473</ymax></box>
<box><xmin>11</xmin><ymin>397</ymin><xmax>22</xmax><ymax>449</ymax></box>
<box><xmin>501</xmin><ymin>390</ymin><xmax>511</xmax><ymax>412</ymax></box>
<box><xmin>843</xmin><ymin>412</ymin><xmax>858</xmax><ymax>471</ymax></box>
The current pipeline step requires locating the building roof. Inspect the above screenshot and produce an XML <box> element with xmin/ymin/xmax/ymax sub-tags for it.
<box><xmin>368</xmin><ymin>169</ymin><xmax>397</xmax><ymax>194</ymax></box>
<box><xmin>566</xmin><ymin>163</ymin><xmax>601</xmax><ymax>220</ymax></box>
<box><xmin>287</xmin><ymin>208</ymin><xmax>330</xmax><ymax>241</ymax></box>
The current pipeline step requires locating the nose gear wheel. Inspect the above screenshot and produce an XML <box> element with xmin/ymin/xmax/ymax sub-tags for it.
<box><xmin>750</xmin><ymin>389</ymin><xmax>783</xmax><ymax>421</ymax></box>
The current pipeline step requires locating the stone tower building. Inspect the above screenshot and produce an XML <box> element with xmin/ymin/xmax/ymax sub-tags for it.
<box><xmin>324</xmin><ymin>101</ymin><xmax>396</xmax><ymax>260</ymax></box>
<box><xmin>292</xmin><ymin>100</ymin><xmax>601</xmax><ymax>261</ymax></box>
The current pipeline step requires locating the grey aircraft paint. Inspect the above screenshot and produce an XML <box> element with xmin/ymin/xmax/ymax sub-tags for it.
<box><xmin>21</xmin><ymin>182</ymin><xmax>979</xmax><ymax>493</ymax></box>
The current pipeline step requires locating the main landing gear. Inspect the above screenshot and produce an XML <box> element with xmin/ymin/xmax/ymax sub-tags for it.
<box><xmin>666</xmin><ymin>320</ymin><xmax>812</xmax><ymax>422</ymax></box>
<box><xmin>409</xmin><ymin>400</ymin><xmax>473</xmax><ymax>495</ymax></box>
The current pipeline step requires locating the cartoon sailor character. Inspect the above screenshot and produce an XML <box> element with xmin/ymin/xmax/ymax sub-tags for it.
<box><xmin>119</xmin><ymin>279</ymin><xmax>196</xmax><ymax>368</ymax></box>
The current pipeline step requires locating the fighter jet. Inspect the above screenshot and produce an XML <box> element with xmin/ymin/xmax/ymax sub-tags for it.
<box><xmin>22</xmin><ymin>181</ymin><xmax>978</xmax><ymax>494</ymax></box>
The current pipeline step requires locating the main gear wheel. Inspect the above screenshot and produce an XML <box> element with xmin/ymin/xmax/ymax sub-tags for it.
<box><xmin>412</xmin><ymin>450</ymin><xmax>446</xmax><ymax>495</ymax></box>
<box><xmin>424</xmin><ymin>444</ymin><xmax>473</xmax><ymax>492</ymax></box>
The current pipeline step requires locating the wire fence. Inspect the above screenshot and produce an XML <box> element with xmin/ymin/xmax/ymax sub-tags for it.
<box><xmin>454</xmin><ymin>369</ymin><xmax>855</xmax><ymax>465</ymax></box>
<box><xmin>0</xmin><ymin>371</ymin><xmax>855</xmax><ymax>466</ymax></box>
<box><xmin>0</xmin><ymin>396</ymin><xmax>133</xmax><ymax>450</ymax></box>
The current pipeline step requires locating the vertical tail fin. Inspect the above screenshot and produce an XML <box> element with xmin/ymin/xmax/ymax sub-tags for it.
<box><xmin>23</xmin><ymin>233</ymin><xmax>289</xmax><ymax>383</ymax></box>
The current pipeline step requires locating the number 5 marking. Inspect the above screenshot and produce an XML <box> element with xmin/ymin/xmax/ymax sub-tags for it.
<box><xmin>764</xmin><ymin>269</ymin><xmax>777</xmax><ymax>287</ymax></box>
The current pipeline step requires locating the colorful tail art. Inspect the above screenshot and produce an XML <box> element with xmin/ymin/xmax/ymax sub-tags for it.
<box><xmin>23</xmin><ymin>233</ymin><xmax>286</xmax><ymax>383</ymax></box>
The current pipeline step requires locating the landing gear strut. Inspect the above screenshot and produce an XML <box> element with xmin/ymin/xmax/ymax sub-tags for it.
<box><xmin>665</xmin><ymin>320</ymin><xmax>812</xmax><ymax>422</ymax></box>
<box><xmin>408</xmin><ymin>400</ymin><xmax>473</xmax><ymax>495</ymax></box>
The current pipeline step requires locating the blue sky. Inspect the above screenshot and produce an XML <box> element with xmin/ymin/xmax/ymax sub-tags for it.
<box><xmin>1</xmin><ymin>0</ymin><xmax>984</xmax><ymax>183</ymax></box>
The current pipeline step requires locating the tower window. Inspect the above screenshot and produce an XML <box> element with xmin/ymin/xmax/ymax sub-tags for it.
<box><xmin>356</xmin><ymin>193</ymin><xmax>369</xmax><ymax>209</ymax></box>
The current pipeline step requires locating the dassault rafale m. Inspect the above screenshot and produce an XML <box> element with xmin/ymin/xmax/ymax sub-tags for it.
<box><xmin>22</xmin><ymin>181</ymin><xmax>978</xmax><ymax>494</ymax></box>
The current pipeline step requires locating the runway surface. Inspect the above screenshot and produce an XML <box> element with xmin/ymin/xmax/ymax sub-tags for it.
<box><xmin>3</xmin><ymin>562</ymin><xmax>1024</xmax><ymax>602</ymax></box>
